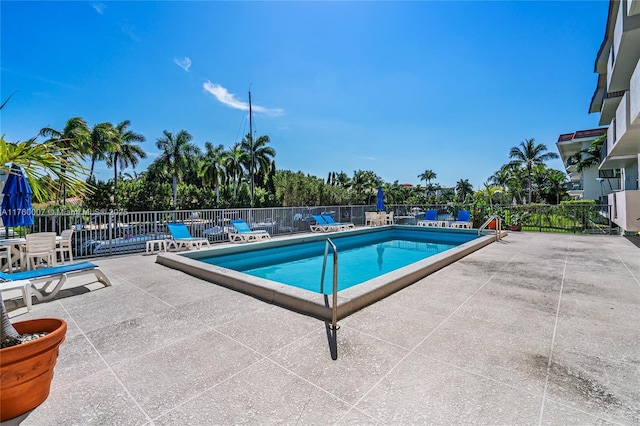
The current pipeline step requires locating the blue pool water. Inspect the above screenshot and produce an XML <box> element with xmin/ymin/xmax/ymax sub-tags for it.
<box><xmin>200</xmin><ymin>229</ymin><xmax>478</xmax><ymax>294</ymax></box>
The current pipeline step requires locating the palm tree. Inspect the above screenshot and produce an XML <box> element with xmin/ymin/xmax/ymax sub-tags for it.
<box><xmin>40</xmin><ymin>117</ymin><xmax>91</xmax><ymax>203</ymax></box>
<box><xmin>224</xmin><ymin>142</ymin><xmax>248</xmax><ymax>201</ymax></box>
<box><xmin>88</xmin><ymin>122</ymin><xmax>115</xmax><ymax>180</ymax></box>
<box><xmin>241</xmin><ymin>133</ymin><xmax>276</xmax><ymax>206</ymax></box>
<box><xmin>575</xmin><ymin>135</ymin><xmax>606</xmax><ymax>173</ymax></box>
<box><xmin>200</xmin><ymin>142</ymin><xmax>227</xmax><ymax>206</ymax></box>
<box><xmin>108</xmin><ymin>120</ymin><xmax>146</xmax><ymax>207</ymax></box>
<box><xmin>418</xmin><ymin>169</ymin><xmax>437</xmax><ymax>198</ymax></box>
<box><xmin>545</xmin><ymin>169</ymin><xmax>569</xmax><ymax>204</ymax></box>
<box><xmin>455</xmin><ymin>179</ymin><xmax>473</xmax><ymax>203</ymax></box>
<box><xmin>509</xmin><ymin>138</ymin><xmax>559</xmax><ymax>203</ymax></box>
<box><xmin>155</xmin><ymin>129</ymin><xmax>200</xmax><ymax>208</ymax></box>
<box><xmin>350</xmin><ymin>170</ymin><xmax>381</xmax><ymax>204</ymax></box>
<box><xmin>0</xmin><ymin>135</ymin><xmax>89</xmax><ymax>342</ymax></box>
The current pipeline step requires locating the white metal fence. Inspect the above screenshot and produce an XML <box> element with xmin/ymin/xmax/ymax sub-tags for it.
<box><xmin>24</xmin><ymin>203</ymin><xmax>613</xmax><ymax>259</ymax></box>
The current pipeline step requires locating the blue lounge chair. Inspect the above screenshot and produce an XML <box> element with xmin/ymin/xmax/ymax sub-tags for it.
<box><xmin>167</xmin><ymin>223</ymin><xmax>211</xmax><ymax>250</ymax></box>
<box><xmin>229</xmin><ymin>219</ymin><xmax>271</xmax><ymax>243</ymax></box>
<box><xmin>321</xmin><ymin>214</ymin><xmax>355</xmax><ymax>230</ymax></box>
<box><xmin>417</xmin><ymin>209</ymin><xmax>440</xmax><ymax>227</ymax></box>
<box><xmin>451</xmin><ymin>210</ymin><xmax>472</xmax><ymax>228</ymax></box>
<box><xmin>0</xmin><ymin>261</ymin><xmax>112</xmax><ymax>306</ymax></box>
<box><xmin>310</xmin><ymin>215</ymin><xmax>339</xmax><ymax>233</ymax></box>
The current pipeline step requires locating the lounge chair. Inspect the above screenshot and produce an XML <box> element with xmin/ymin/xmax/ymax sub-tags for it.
<box><xmin>450</xmin><ymin>210</ymin><xmax>472</xmax><ymax>228</ymax></box>
<box><xmin>167</xmin><ymin>223</ymin><xmax>212</xmax><ymax>250</ymax></box>
<box><xmin>310</xmin><ymin>215</ymin><xmax>340</xmax><ymax>233</ymax></box>
<box><xmin>321</xmin><ymin>214</ymin><xmax>355</xmax><ymax>230</ymax></box>
<box><xmin>0</xmin><ymin>261</ymin><xmax>112</xmax><ymax>306</ymax></box>
<box><xmin>417</xmin><ymin>210</ymin><xmax>440</xmax><ymax>227</ymax></box>
<box><xmin>229</xmin><ymin>219</ymin><xmax>271</xmax><ymax>243</ymax></box>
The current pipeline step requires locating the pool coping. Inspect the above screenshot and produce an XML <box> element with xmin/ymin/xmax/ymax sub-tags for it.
<box><xmin>156</xmin><ymin>226</ymin><xmax>503</xmax><ymax>322</ymax></box>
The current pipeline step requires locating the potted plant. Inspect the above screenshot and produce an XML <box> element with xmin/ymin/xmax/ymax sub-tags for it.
<box><xmin>509</xmin><ymin>211</ymin><xmax>528</xmax><ymax>231</ymax></box>
<box><xmin>1</xmin><ymin>301</ymin><xmax>67</xmax><ymax>421</ymax></box>
<box><xmin>0</xmin><ymin>96</ymin><xmax>88</xmax><ymax>420</ymax></box>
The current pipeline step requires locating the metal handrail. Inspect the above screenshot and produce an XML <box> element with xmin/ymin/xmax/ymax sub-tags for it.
<box><xmin>478</xmin><ymin>215</ymin><xmax>502</xmax><ymax>241</ymax></box>
<box><xmin>320</xmin><ymin>238</ymin><xmax>339</xmax><ymax>330</ymax></box>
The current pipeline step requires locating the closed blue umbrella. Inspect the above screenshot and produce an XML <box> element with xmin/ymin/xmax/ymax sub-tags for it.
<box><xmin>2</xmin><ymin>164</ymin><xmax>34</xmax><ymax>230</ymax></box>
<box><xmin>376</xmin><ymin>186</ymin><xmax>385</xmax><ymax>211</ymax></box>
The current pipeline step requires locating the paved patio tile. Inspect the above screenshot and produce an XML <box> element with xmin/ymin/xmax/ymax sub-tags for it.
<box><xmin>554</xmin><ymin>296</ymin><xmax>640</xmax><ymax>364</ymax></box>
<box><xmin>543</xmin><ymin>348</ymin><xmax>640</xmax><ymax>425</ymax></box>
<box><xmin>49</xmin><ymin>332</ymin><xmax>108</xmax><ymax>391</ymax></box>
<box><xmin>446</xmin><ymin>295</ymin><xmax>557</xmax><ymax>342</ymax></box>
<box><xmin>112</xmin><ymin>328</ymin><xmax>262</xmax><ymax>419</ymax></box>
<box><xmin>540</xmin><ymin>400</ymin><xmax>621</xmax><ymax>425</ymax></box>
<box><xmin>339</xmin><ymin>295</ymin><xmax>449</xmax><ymax>349</ymax></box>
<box><xmin>415</xmin><ymin>320</ymin><xmax>550</xmax><ymax>395</ymax></box>
<box><xmin>154</xmin><ymin>359</ymin><xmax>352</xmax><ymax>425</ymax></box>
<box><xmin>214</xmin><ymin>304</ymin><xmax>322</xmax><ymax>355</ymax></box>
<box><xmin>176</xmin><ymin>287</ymin><xmax>267</xmax><ymax>327</ymax></box>
<box><xmin>20</xmin><ymin>369</ymin><xmax>149</xmax><ymax>426</ymax></box>
<box><xmin>61</xmin><ymin>287</ymin><xmax>171</xmax><ymax>333</ymax></box>
<box><xmin>355</xmin><ymin>351</ymin><xmax>541</xmax><ymax>425</ymax></box>
<box><xmin>269</xmin><ymin>325</ymin><xmax>409</xmax><ymax>405</ymax></box>
<box><xmin>85</xmin><ymin>307</ymin><xmax>208</xmax><ymax>365</ymax></box>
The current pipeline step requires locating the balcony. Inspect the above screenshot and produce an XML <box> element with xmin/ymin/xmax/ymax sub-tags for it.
<box><xmin>631</xmin><ymin>60</ymin><xmax>640</xmax><ymax>125</ymax></box>
<box><xmin>600</xmin><ymin>91</ymin><xmax>640</xmax><ymax>169</ymax></box>
<box><xmin>606</xmin><ymin>4</ymin><xmax>640</xmax><ymax>94</ymax></box>
<box><xmin>599</xmin><ymin>90</ymin><xmax>624</xmax><ymax>125</ymax></box>
<box><xmin>609</xmin><ymin>190</ymin><xmax>640</xmax><ymax>232</ymax></box>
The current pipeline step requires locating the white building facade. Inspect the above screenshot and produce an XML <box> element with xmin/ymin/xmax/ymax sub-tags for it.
<box><xmin>556</xmin><ymin>128</ymin><xmax>619</xmax><ymax>202</ymax></box>
<box><xmin>590</xmin><ymin>0</ymin><xmax>640</xmax><ymax>233</ymax></box>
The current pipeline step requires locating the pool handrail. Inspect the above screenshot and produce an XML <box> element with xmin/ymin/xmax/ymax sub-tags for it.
<box><xmin>478</xmin><ymin>215</ymin><xmax>502</xmax><ymax>241</ymax></box>
<box><xmin>320</xmin><ymin>238</ymin><xmax>339</xmax><ymax>331</ymax></box>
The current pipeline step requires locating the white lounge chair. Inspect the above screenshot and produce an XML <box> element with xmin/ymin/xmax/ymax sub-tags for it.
<box><xmin>229</xmin><ymin>219</ymin><xmax>271</xmax><ymax>243</ymax></box>
<box><xmin>167</xmin><ymin>223</ymin><xmax>211</xmax><ymax>250</ymax></box>
<box><xmin>450</xmin><ymin>210</ymin><xmax>473</xmax><ymax>228</ymax></box>
<box><xmin>321</xmin><ymin>214</ymin><xmax>356</xmax><ymax>230</ymax></box>
<box><xmin>0</xmin><ymin>261</ymin><xmax>112</xmax><ymax>304</ymax></box>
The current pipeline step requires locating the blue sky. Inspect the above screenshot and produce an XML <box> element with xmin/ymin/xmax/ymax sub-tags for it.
<box><xmin>1</xmin><ymin>1</ymin><xmax>608</xmax><ymax>190</ymax></box>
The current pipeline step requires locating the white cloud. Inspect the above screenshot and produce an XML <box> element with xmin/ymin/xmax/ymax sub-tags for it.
<box><xmin>91</xmin><ymin>2</ymin><xmax>106</xmax><ymax>14</ymax></box>
<box><xmin>173</xmin><ymin>57</ymin><xmax>192</xmax><ymax>72</ymax></box>
<box><xmin>203</xmin><ymin>81</ymin><xmax>284</xmax><ymax>116</ymax></box>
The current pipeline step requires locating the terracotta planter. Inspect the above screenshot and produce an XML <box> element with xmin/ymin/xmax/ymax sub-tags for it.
<box><xmin>487</xmin><ymin>219</ymin><xmax>497</xmax><ymax>230</ymax></box>
<box><xmin>509</xmin><ymin>225</ymin><xmax>522</xmax><ymax>231</ymax></box>
<box><xmin>1</xmin><ymin>318</ymin><xmax>67</xmax><ymax>421</ymax></box>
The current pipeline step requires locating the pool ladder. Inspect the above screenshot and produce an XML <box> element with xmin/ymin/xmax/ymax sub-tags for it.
<box><xmin>478</xmin><ymin>215</ymin><xmax>502</xmax><ymax>241</ymax></box>
<box><xmin>320</xmin><ymin>238</ymin><xmax>339</xmax><ymax>331</ymax></box>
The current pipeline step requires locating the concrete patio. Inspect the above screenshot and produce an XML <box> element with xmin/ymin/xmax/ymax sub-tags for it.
<box><xmin>3</xmin><ymin>232</ymin><xmax>639</xmax><ymax>425</ymax></box>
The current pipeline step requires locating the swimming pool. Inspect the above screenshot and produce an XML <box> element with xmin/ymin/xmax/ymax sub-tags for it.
<box><xmin>200</xmin><ymin>229</ymin><xmax>477</xmax><ymax>294</ymax></box>
<box><xmin>156</xmin><ymin>226</ymin><xmax>498</xmax><ymax>322</ymax></box>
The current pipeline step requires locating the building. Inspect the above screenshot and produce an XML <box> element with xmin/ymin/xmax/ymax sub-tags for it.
<box><xmin>589</xmin><ymin>0</ymin><xmax>640</xmax><ymax>233</ymax></box>
<box><xmin>556</xmin><ymin>128</ymin><xmax>617</xmax><ymax>201</ymax></box>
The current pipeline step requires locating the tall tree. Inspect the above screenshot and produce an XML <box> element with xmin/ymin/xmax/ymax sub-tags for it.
<box><xmin>155</xmin><ymin>129</ymin><xmax>200</xmax><ymax>208</ymax></box>
<box><xmin>108</xmin><ymin>120</ymin><xmax>146</xmax><ymax>207</ymax></box>
<box><xmin>455</xmin><ymin>179</ymin><xmax>473</xmax><ymax>203</ymax></box>
<box><xmin>40</xmin><ymin>117</ymin><xmax>91</xmax><ymax>203</ymax></box>
<box><xmin>509</xmin><ymin>138</ymin><xmax>559</xmax><ymax>203</ymax></box>
<box><xmin>418</xmin><ymin>169</ymin><xmax>437</xmax><ymax>199</ymax></box>
<box><xmin>225</xmin><ymin>142</ymin><xmax>249</xmax><ymax>201</ymax></box>
<box><xmin>575</xmin><ymin>135</ymin><xmax>606</xmax><ymax>172</ymax></box>
<box><xmin>199</xmin><ymin>142</ymin><xmax>227</xmax><ymax>206</ymax></box>
<box><xmin>88</xmin><ymin>122</ymin><xmax>115</xmax><ymax>180</ymax></box>
<box><xmin>241</xmin><ymin>133</ymin><xmax>276</xmax><ymax>206</ymax></box>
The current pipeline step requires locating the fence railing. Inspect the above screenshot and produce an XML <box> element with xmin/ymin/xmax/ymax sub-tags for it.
<box><xmin>22</xmin><ymin>203</ymin><xmax>614</xmax><ymax>259</ymax></box>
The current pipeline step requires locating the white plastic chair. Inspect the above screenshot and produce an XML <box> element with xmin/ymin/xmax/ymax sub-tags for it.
<box><xmin>23</xmin><ymin>232</ymin><xmax>57</xmax><ymax>270</ymax></box>
<box><xmin>56</xmin><ymin>229</ymin><xmax>74</xmax><ymax>264</ymax></box>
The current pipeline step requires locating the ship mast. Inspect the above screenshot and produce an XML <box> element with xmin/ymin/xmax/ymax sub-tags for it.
<box><xmin>249</xmin><ymin>91</ymin><xmax>254</xmax><ymax>207</ymax></box>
